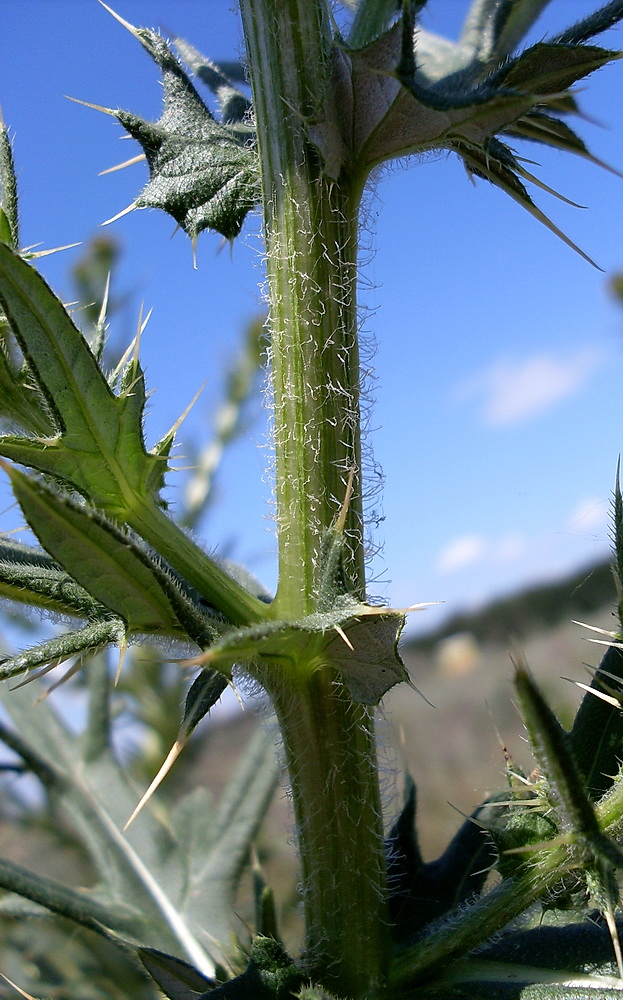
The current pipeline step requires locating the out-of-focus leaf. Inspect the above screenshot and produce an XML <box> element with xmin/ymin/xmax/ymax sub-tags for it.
<box><xmin>0</xmin><ymin>670</ymin><xmax>278</xmax><ymax>969</ymax></box>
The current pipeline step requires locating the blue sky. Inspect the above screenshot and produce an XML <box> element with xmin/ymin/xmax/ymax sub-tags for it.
<box><xmin>2</xmin><ymin>1</ymin><xmax>623</xmax><ymax>638</ymax></box>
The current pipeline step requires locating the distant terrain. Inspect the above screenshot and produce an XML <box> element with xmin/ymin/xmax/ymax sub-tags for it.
<box><xmin>405</xmin><ymin>557</ymin><xmax>616</xmax><ymax>650</ymax></box>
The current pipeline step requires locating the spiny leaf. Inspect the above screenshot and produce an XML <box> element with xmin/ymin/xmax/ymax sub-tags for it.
<box><xmin>184</xmin><ymin>601</ymin><xmax>408</xmax><ymax>706</ymax></box>
<box><xmin>98</xmin><ymin>15</ymin><xmax>259</xmax><ymax>242</ymax></box>
<box><xmin>515</xmin><ymin>663</ymin><xmax>623</xmax><ymax>869</ymax></box>
<box><xmin>4</xmin><ymin>460</ymin><xmax>229</xmax><ymax>659</ymax></box>
<box><xmin>0</xmin><ymin>242</ymin><xmax>163</xmax><ymax>515</ymax></box>
<box><xmin>387</xmin><ymin>778</ymin><xmax>500</xmax><ymax>941</ymax></box>
<box><xmin>171</xmin><ymin>38</ymin><xmax>251</xmax><ymax>125</ymax></box>
<box><xmin>124</xmin><ymin>669</ymin><xmax>227</xmax><ymax>829</ymax></box>
<box><xmin>499</xmin><ymin>42</ymin><xmax>618</xmax><ymax>94</ymax></box>
<box><xmin>504</xmin><ymin>111</ymin><xmax>621</xmax><ymax>176</ymax></box>
<box><xmin>0</xmin><ymin>617</ymin><xmax>126</xmax><ymax>683</ymax></box>
<box><xmin>552</xmin><ymin>0</ymin><xmax>623</xmax><ymax>46</ymax></box>
<box><xmin>0</xmin><ymin>242</ymin><xmax>269</xmax><ymax>626</ymax></box>
<box><xmin>332</xmin><ymin>4</ymin><xmax>622</xmax><ymax>266</ymax></box>
<box><xmin>456</xmin><ymin>138</ymin><xmax>600</xmax><ymax>269</ymax></box>
<box><xmin>3</xmin><ymin>461</ymin><xmax>181</xmax><ymax>634</ymax></box>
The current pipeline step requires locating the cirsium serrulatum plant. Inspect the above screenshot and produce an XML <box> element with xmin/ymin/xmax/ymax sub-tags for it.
<box><xmin>2</xmin><ymin>2</ymin><xmax>623</xmax><ymax>998</ymax></box>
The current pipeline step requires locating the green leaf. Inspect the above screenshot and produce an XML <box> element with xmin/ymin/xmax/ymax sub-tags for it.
<box><xmin>0</xmin><ymin>663</ymin><xmax>278</xmax><ymax>967</ymax></box>
<box><xmin>387</xmin><ymin>780</ymin><xmax>499</xmax><ymax>941</ymax></box>
<box><xmin>500</xmin><ymin>42</ymin><xmax>618</xmax><ymax>94</ymax></box>
<box><xmin>0</xmin><ymin>242</ymin><xmax>163</xmax><ymax>516</ymax></box>
<box><xmin>101</xmin><ymin>18</ymin><xmax>259</xmax><ymax>241</ymax></box>
<box><xmin>182</xmin><ymin>669</ymin><xmax>229</xmax><ymax>738</ymax></box>
<box><xmin>0</xmin><ymin>856</ymin><xmax>143</xmax><ymax>941</ymax></box>
<box><xmin>458</xmin><ymin>0</ymin><xmax>553</xmax><ymax>65</ymax></box>
<box><xmin>171</xmin><ymin>38</ymin><xmax>251</xmax><ymax>125</ymax></box>
<box><xmin>553</xmin><ymin>0</ymin><xmax>623</xmax><ymax>46</ymax></box>
<box><xmin>3</xmin><ymin>461</ymin><xmax>181</xmax><ymax>634</ymax></box>
<box><xmin>0</xmin><ymin>242</ymin><xmax>269</xmax><ymax>626</ymax></box>
<box><xmin>478</xmin><ymin>913</ymin><xmax>623</xmax><ymax>975</ymax></box>
<box><xmin>515</xmin><ymin>664</ymin><xmax>623</xmax><ymax>871</ymax></box>
<box><xmin>347</xmin><ymin>0</ymin><xmax>404</xmax><ymax>50</ymax></box>
<box><xmin>179</xmin><ymin>725</ymin><xmax>278</xmax><ymax>943</ymax></box>
<box><xmin>455</xmin><ymin>138</ymin><xmax>600</xmax><ymax>269</ymax></box>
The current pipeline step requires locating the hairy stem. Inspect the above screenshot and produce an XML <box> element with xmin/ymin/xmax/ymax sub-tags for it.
<box><xmin>264</xmin><ymin>664</ymin><xmax>388</xmax><ymax>997</ymax></box>
<box><xmin>240</xmin><ymin>1</ymin><xmax>389</xmax><ymax>994</ymax></box>
<box><xmin>241</xmin><ymin>0</ymin><xmax>363</xmax><ymax>617</ymax></box>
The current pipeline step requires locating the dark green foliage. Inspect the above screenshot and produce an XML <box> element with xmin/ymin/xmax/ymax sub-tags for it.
<box><xmin>182</xmin><ymin>669</ymin><xmax>229</xmax><ymax>738</ymax></box>
<box><xmin>479</xmin><ymin>912</ymin><xmax>623</xmax><ymax>972</ymax></box>
<box><xmin>386</xmin><ymin>778</ymin><xmax>497</xmax><ymax>941</ymax></box>
<box><xmin>570</xmin><ymin>645</ymin><xmax>623</xmax><ymax>800</ymax></box>
<box><xmin>139</xmin><ymin>947</ymin><xmax>215</xmax><ymax>1000</ymax></box>
<box><xmin>196</xmin><ymin>938</ymin><xmax>304</xmax><ymax>1000</ymax></box>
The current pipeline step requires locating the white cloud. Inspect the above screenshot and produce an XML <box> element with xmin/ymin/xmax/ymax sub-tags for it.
<box><xmin>436</xmin><ymin>532</ymin><xmax>525</xmax><ymax>574</ymax></box>
<box><xmin>456</xmin><ymin>348</ymin><xmax>603</xmax><ymax>426</ymax></box>
<box><xmin>437</xmin><ymin>534</ymin><xmax>485</xmax><ymax>572</ymax></box>
<box><xmin>566</xmin><ymin>496</ymin><xmax>609</xmax><ymax>536</ymax></box>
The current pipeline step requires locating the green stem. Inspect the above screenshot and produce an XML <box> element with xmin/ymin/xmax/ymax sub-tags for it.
<box><xmin>264</xmin><ymin>664</ymin><xmax>388</xmax><ymax>997</ymax></box>
<box><xmin>241</xmin><ymin>0</ymin><xmax>364</xmax><ymax>618</ymax></box>
<box><xmin>128</xmin><ymin>500</ymin><xmax>267</xmax><ymax>625</ymax></box>
<box><xmin>240</xmin><ymin>2</ymin><xmax>389</xmax><ymax>994</ymax></box>
<box><xmin>389</xmin><ymin>846</ymin><xmax>571</xmax><ymax>992</ymax></box>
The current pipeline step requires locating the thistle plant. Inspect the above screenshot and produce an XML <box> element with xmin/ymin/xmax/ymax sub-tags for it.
<box><xmin>2</xmin><ymin>2</ymin><xmax>623</xmax><ymax>998</ymax></box>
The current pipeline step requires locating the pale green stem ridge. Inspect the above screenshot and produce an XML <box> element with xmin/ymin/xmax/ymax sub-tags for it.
<box><xmin>241</xmin><ymin>0</ymin><xmax>364</xmax><ymax>618</ymax></box>
<box><xmin>240</xmin><ymin>2</ymin><xmax>389</xmax><ymax>995</ymax></box>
